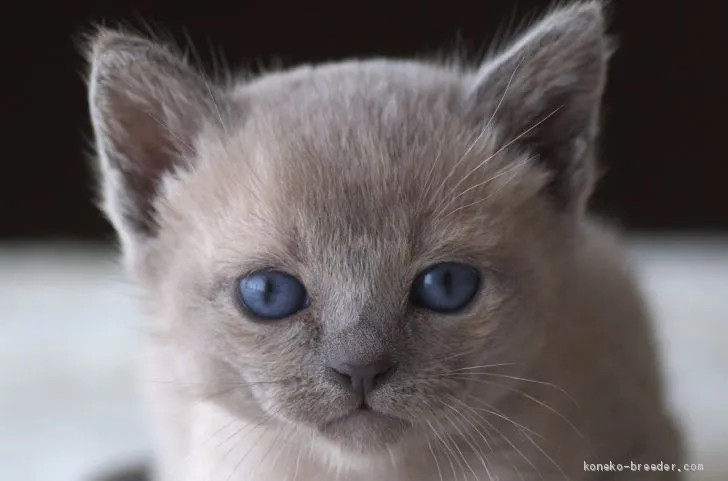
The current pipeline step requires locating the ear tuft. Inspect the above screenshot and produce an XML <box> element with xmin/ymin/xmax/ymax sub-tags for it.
<box><xmin>85</xmin><ymin>28</ymin><xmax>224</xmax><ymax>253</ymax></box>
<box><xmin>466</xmin><ymin>1</ymin><xmax>612</xmax><ymax>212</ymax></box>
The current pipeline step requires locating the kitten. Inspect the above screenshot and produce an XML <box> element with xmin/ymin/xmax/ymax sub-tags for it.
<box><xmin>86</xmin><ymin>2</ymin><xmax>683</xmax><ymax>480</ymax></box>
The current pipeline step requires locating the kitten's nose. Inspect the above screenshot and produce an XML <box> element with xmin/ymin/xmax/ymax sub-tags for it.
<box><xmin>328</xmin><ymin>359</ymin><xmax>396</xmax><ymax>396</ymax></box>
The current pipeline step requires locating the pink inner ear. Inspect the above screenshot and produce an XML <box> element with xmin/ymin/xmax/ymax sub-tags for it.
<box><xmin>102</xmin><ymin>90</ymin><xmax>192</xmax><ymax>235</ymax></box>
<box><xmin>90</xmin><ymin>37</ymin><xmax>218</xmax><ymax>238</ymax></box>
<box><xmin>463</xmin><ymin>3</ymin><xmax>608</xmax><ymax>212</ymax></box>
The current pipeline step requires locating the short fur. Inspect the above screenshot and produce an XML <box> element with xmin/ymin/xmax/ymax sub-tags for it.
<box><xmin>86</xmin><ymin>2</ymin><xmax>683</xmax><ymax>480</ymax></box>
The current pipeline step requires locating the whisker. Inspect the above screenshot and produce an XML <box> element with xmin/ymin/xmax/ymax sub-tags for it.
<box><xmin>209</xmin><ymin>403</ymin><xmax>285</xmax><ymax>481</ymax></box>
<box><xmin>215</xmin><ymin>410</ymin><xmax>277</xmax><ymax>479</ymax></box>
<box><xmin>442</xmin><ymin>161</ymin><xmax>525</xmax><ymax>219</ymax></box>
<box><xmin>454</xmin><ymin>395</ymin><xmax>544</xmax><ymax>480</ymax></box>
<box><xmin>520</xmin><ymin>428</ymin><xmax>570</xmax><ymax>481</ymax></box>
<box><xmin>514</xmin><ymin>464</ymin><xmax>527</xmax><ymax>481</ymax></box>
<box><xmin>292</xmin><ymin>438</ymin><xmax>303</xmax><ymax>481</ymax></box>
<box><xmin>431</xmin><ymin>54</ymin><xmax>525</xmax><ymax>206</ymax></box>
<box><xmin>479</xmin><ymin>55</ymin><xmax>526</xmax><ymax>141</ymax></box>
<box><xmin>426</xmin><ymin>415</ymin><xmax>461</xmax><ymax>481</ymax></box>
<box><xmin>441</xmin><ymin>407</ymin><xmax>482</xmax><ymax>481</ymax></box>
<box><xmin>416</xmin><ymin>139</ymin><xmax>446</xmax><ymax>215</ymax></box>
<box><xmin>462</xmin><ymin>396</ymin><xmax>543</xmax><ymax>439</ymax></box>
<box><xmin>143</xmin><ymin>378</ymin><xmax>294</xmax><ymax>404</ymax></box>
<box><xmin>440</xmin><ymin>155</ymin><xmax>536</xmax><ymax>215</ymax></box>
<box><xmin>410</xmin><ymin>360</ymin><xmax>523</xmax><ymax>385</ymax></box>
<box><xmin>441</xmin><ymin>363</ymin><xmax>525</xmax><ymax>374</ymax></box>
<box><xmin>451</xmin><ymin>399</ymin><xmax>498</xmax><ymax>458</ymax></box>
<box><xmin>387</xmin><ymin>445</ymin><xmax>398</xmax><ymax>470</ymax></box>
<box><xmin>224</xmin><ymin>416</ymin><xmax>280</xmax><ymax>481</ymax></box>
<box><xmin>457</xmin><ymin>376</ymin><xmax>585</xmax><ymax>440</ymax></box>
<box><xmin>405</xmin><ymin>403</ymin><xmax>447</xmax><ymax>481</ymax></box>
<box><xmin>443</xmin><ymin>399</ymin><xmax>496</xmax><ymax>481</ymax></box>
<box><xmin>442</xmin><ymin>370</ymin><xmax>578</xmax><ymax>406</ymax></box>
<box><xmin>444</xmin><ymin>423</ymin><xmax>470</xmax><ymax>481</ymax></box>
<box><xmin>436</xmin><ymin>105</ymin><xmax>564</xmax><ymax>219</ymax></box>
<box><xmin>415</xmin><ymin>346</ymin><xmax>500</xmax><ymax>372</ymax></box>
<box><xmin>142</xmin><ymin>378</ymin><xmax>292</xmax><ymax>386</ymax></box>
<box><xmin>173</xmin><ymin>416</ymin><xmax>242</xmax><ymax>479</ymax></box>
<box><xmin>428</xmin><ymin>439</ymin><xmax>445</xmax><ymax>481</ymax></box>
<box><xmin>180</xmin><ymin>404</ymin><xmax>281</xmax><ymax>481</ymax></box>
<box><xmin>255</xmin><ymin>425</ymin><xmax>289</xmax><ymax>479</ymax></box>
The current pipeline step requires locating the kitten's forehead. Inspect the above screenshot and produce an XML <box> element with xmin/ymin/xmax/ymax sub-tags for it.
<box><xmin>227</xmin><ymin>61</ymin><xmax>503</xmax><ymax>209</ymax></box>
<box><xmin>236</xmin><ymin>61</ymin><xmax>468</xmax><ymax>168</ymax></box>
<box><xmin>225</xmin><ymin>66</ymin><xmax>463</xmax><ymax>218</ymax></box>
<box><xmin>178</xmin><ymin>60</ymin><xmax>543</xmax><ymax>278</ymax></box>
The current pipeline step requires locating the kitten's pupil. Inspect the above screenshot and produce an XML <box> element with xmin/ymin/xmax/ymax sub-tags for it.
<box><xmin>262</xmin><ymin>279</ymin><xmax>273</xmax><ymax>304</ymax></box>
<box><xmin>442</xmin><ymin>270</ymin><xmax>453</xmax><ymax>296</ymax></box>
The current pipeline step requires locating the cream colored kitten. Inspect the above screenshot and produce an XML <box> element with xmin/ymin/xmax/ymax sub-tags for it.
<box><xmin>86</xmin><ymin>2</ymin><xmax>683</xmax><ymax>480</ymax></box>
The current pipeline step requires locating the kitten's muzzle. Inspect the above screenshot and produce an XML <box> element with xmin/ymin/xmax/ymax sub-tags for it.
<box><xmin>327</xmin><ymin>359</ymin><xmax>397</xmax><ymax>398</ymax></box>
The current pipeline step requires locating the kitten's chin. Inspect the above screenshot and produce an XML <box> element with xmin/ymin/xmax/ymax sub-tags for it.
<box><xmin>317</xmin><ymin>407</ymin><xmax>410</xmax><ymax>453</ymax></box>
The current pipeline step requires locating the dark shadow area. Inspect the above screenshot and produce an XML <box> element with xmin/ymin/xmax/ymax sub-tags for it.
<box><xmin>2</xmin><ymin>0</ymin><xmax>725</xmax><ymax>240</ymax></box>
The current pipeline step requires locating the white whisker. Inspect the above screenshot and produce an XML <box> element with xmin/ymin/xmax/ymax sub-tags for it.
<box><xmin>431</xmin><ymin>54</ymin><xmax>526</xmax><ymax>205</ymax></box>
<box><xmin>442</xmin><ymin>407</ymin><xmax>483</xmax><ymax>481</ymax></box>
<box><xmin>427</xmin><ymin>418</ymin><xmax>461</xmax><ymax>481</ymax></box>
<box><xmin>443</xmin><ymin>363</ymin><xmax>524</xmax><ymax>374</ymax></box>
<box><xmin>444</xmin><ymin>369</ymin><xmax>578</xmax><ymax>406</ymax></box>
<box><xmin>416</xmin><ymin>139</ymin><xmax>446</xmax><ymax>214</ymax></box>
<box><xmin>520</xmin><ymin>428</ymin><xmax>570</xmax><ymax>481</ymax></box>
<box><xmin>437</xmin><ymin>105</ymin><xmax>564</xmax><ymax>219</ymax></box>
<box><xmin>444</xmin><ymin>398</ymin><xmax>496</xmax><ymax>481</ymax></box>
<box><xmin>460</xmin><ymin>376</ymin><xmax>586</xmax><ymax>440</ymax></box>
<box><xmin>428</xmin><ymin>439</ymin><xmax>445</xmax><ymax>481</ymax></box>
<box><xmin>461</xmin><ymin>395</ymin><xmax>543</xmax><ymax>439</ymax></box>
<box><xmin>292</xmin><ymin>440</ymin><xmax>302</xmax><ymax>481</ymax></box>
<box><xmin>455</xmin><ymin>395</ymin><xmax>544</xmax><ymax>480</ymax></box>
<box><xmin>440</xmin><ymin>155</ymin><xmax>536</xmax><ymax>214</ymax></box>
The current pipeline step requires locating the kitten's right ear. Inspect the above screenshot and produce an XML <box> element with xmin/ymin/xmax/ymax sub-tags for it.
<box><xmin>86</xmin><ymin>29</ymin><xmax>223</xmax><ymax>252</ymax></box>
<box><xmin>464</xmin><ymin>1</ymin><xmax>611</xmax><ymax>213</ymax></box>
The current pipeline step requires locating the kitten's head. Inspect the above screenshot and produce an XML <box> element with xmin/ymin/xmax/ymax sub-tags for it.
<box><xmin>87</xmin><ymin>1</ymin><xmax>609</xmax><ymax>461</ymax></box>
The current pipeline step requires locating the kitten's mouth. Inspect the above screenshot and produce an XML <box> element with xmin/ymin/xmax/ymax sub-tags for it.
<box><xmin>325</xmin><ymin>402</ymin><xmax>384</xmax><ymax>425</ymax></box>
<box><xmin>317</xmin><ymin>402</ymin><xmax>408</xmax><ymax>447</ymax></box>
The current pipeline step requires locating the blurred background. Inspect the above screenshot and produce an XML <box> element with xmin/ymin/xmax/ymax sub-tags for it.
<box><xmin>1</xmin><ymin>0</ymin><xmax>726</xmax><ymax>480</ymax></box>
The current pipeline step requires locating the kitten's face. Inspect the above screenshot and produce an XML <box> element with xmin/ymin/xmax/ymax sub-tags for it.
<box><xmin>87</xmin><ymin>2</ymin><xmax>607</xmax><ymax>459</ymax></box>
<box><xmin>153</xmin><ymin>79</ymin><xmax>554</xmax><ymax>453</ymax></box>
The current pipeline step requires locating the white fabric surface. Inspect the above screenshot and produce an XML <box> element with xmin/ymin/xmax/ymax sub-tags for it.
<box><xmin>1</xmin><ymin>237</ymin><xmax>726</xmax><ymax>481</ymax></box>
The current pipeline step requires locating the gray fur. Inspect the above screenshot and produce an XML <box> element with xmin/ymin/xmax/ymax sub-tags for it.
<box><xmin>86</xmin><ymin>2</ymin><xmax>683</xmax><ymax>480</ymax></box>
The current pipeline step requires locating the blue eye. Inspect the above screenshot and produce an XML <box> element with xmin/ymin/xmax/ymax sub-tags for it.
<box><xmin>410</xmin><ymin>262</ymin><xmax>480</xmax><ymax>313</ymax></box>
<box><xmin>237</xmin><ymin>270</ymin><xmax>308</xmax><ymax>321</ymax></box>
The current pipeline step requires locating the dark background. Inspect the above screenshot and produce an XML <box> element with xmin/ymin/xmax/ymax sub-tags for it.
<box><xmin>3</xmin><ymin>0</ymin><xmax>725</xmax><ymax>241</ymax></box>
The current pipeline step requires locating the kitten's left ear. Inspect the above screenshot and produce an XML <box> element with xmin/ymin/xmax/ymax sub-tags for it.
<box><xmin>465</xmin><ymin>1</ymin><xmax>612</xmax><ymax>212</ymax></box>
<box><xmin>86</xmin><ymin>29</ymin><xmax>224</xmax><ymax>258</ymax></box>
